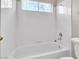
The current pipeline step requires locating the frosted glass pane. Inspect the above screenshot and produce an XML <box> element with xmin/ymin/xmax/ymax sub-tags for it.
<box><xmin>39</xmin><ymin>2</ymin><xmax>52</xmax><ymax>12</ymax></box>
<box><xmin>58</xmin><ymin>6</ymin><xmax>66</xmax><ymax>14</ymax></box>
<box><xmin>22</xmin><ymin>0</ymin><xmax>38</xmax><ymax>11</ymax></box>
<box><xmin>22</xmin><ymin>0</ymin><xmax>53</xmax><ymax>13</ymax></box>
<box><xmin>1</xmin><ymin>0</ymin><xmax>12</xmax><ymax>8</ymax></box>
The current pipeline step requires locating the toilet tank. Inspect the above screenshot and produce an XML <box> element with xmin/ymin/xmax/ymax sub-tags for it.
<box><xmin>72</xmin><ymin>38</ymin><xmax>79</xmax><ymax>59</ymax></box>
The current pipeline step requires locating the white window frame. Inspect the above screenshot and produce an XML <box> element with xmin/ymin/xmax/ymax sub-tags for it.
<box><xmin>1</xmin><ymin>0</ymin><xmax>12</xmax><ymax>8</ymax></box>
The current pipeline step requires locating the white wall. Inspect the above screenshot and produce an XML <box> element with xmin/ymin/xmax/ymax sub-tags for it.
<box><xmin>15</xmin><ymin>0</ymin><xmax>71</xmax><ymax>49</ymax></box>
<box><xmin>56</xmin><ymin>0</ymin><xmax>71</xmax><ymax>48</ymax></box>
<box><xmin>71</xmin><ymin>0</ymin><xmax>79</xmax><ymax>58</ymax></box>
<box><xmin>0</xmin><ymin>1</ymin><xmax>1</xmax><ymax>57</ymax></box>
<box><xmin>1</xmin><ymin>0</ymin><xmax>16</xmax><ymax>57</ymax></box>
<box><xmin>15</xmin><ymin>1</ymin><xmax>57</xmax><ymax>47</ymax></box>
<box><xmin>0</xmin><ymin>0</ymin><xmax>72</xmax><ymax>58</ymax></box>
<box><xmin>0</xmin><ymin>0</ymin><xmax>1</xmax><ymax>32</ymax></box>
<box><xmin>72</xmin><ymin>0</ymin><xmax>79</xmax><ymax>37</ymax></box>
<box><xmin>0</xmin><ymin>1</ymin><xmax>72</xmax><ymax>59</ymax></box>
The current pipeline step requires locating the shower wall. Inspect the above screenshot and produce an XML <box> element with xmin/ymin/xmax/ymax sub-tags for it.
<box><xmin>15</xmin><ymin>1</ymin><xmax>57</xmax><ymax>47</ymax></box>
<box><xmin>1</xmin><ymin>0</ymin><xmax>16</xmax><ymax>57</ymax></box>
<box><xmin>15</xmin><ymin>0</ymin><xmax>71</xmax><ymax>49</ymax></box>
<box><xmin>56</xmin><ymin>0</ymin><xmax>71</xmax><ymax>48</ymax></box>
<box><xmin>0</xmin><ymin>0</ymin><xmax>71</xmax><ymax>58</ymax></box>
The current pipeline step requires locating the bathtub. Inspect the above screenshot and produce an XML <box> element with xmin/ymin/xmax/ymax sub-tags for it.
<box><xmin>8</xmin><ymin>42</ymin><xmax>70</xmax><ymax>59</ymax></box>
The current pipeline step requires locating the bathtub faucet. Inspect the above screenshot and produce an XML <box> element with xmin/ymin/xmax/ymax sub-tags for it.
<box><xmin>58</xmin><ymin>32</ymin><xmax>63</xmax><ymax>41</ymax></box>
<box><xmin>54</xmin><ymin>33</ymin><xmax>63</xmax><ymax>43</ymax></box>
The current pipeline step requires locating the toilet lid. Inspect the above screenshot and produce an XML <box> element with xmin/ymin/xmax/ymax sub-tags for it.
<box><xmin>75</xmin><ymin>44</ymin><xmax>79</xmax><ymax>57</ymax></box>
<box><xmin>60</xmin><ymin>57</ymin><xmax>74</xmax><ymax>59</ymax></box>
<box><xmin>77</xmin><ymin>56</ymin><xmax>79</xmax><ymax>59</ymax></box>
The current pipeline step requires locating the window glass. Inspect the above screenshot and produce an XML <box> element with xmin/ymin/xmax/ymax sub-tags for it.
<box><xmin>22</xmin><ymin>0</ymin><xmax>38</xmax><ymax>11</ymax></box>
<box><xmin>58</xmin><ymin>6</ymin><xmax>66</xmax><ymax>14</ymax></box>
<box><xmin>22</xmin><ymin>0</ymin><xmax>53</xmax><ymax>13</ymax></box>
<box><xmin>39</xmin><ymin>2</ymin><xmax>52</xmax><ymax>12</ymax></box>
<box><xmin>1</xmin><ymin>0</ymin><xmax>12</xmax><ymax>8</ymax></box>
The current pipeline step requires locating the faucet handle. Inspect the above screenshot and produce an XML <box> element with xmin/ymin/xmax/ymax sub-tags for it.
<box><xmin>59</xmin><ymin>32</ymin><xmax>63</xmax><ymax>37</ymax></box>
<box><xmin>0</xmin><ymin>36</ymin><xmax>3</xmax><ymax>41</ymax></box>
<box><xmin>54</xmin><ymin>40</ymin><xmax>57</xmax><ymax>42</ymax></box>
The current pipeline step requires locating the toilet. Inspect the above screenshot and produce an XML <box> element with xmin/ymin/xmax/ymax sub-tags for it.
<box><xmin>59</xmin><ymin>38</ymin><xmax>79</xmax><ymax>59</ymax></box>
<box><xmin>59</xmin><ymin>57</ymin><xmax>74</xmax><ymax>59</ymax></box>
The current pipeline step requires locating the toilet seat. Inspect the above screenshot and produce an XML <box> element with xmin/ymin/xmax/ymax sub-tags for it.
<box><xmin>77</xmin><ymin>57</ymin><xmax>79</xmax><ymax>59</ymax></box>
<box><xmin>72</xmin><ymin>38</ymin><xmax>79</xmax><ymax>59</ymax></box>
<box><xmin>59</xmin><ymin>57</ymin><xmax>74</xmax><ymax>59</ymax></box>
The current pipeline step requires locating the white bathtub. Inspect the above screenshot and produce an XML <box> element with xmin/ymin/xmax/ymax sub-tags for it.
<box><xmin>8</xmin><ymin>42</ymin><xmax>70</xmax><ymax>59</ymax></box>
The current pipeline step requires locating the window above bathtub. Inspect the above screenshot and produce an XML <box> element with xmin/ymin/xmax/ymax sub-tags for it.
<box><xmin>22</xmin><ymin>0</ymin><xmax>38</xmax><ymax>11</ymax></box>
<box><xmin>21</xmin><ymin>0</ymin><xmax>53</xmax><ymax>13</ymax></box>
<box><xmin>1</xmin><ymin>0</ymin><xmax>12</xmax><ymax>8</ymax></box>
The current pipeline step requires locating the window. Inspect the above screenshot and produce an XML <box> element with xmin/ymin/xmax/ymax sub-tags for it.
<box><xmin>1</xmin><ymin>0</ymin><xmax>12</xmax><ymax>8</ymax></box>
<box><xmin>58</xmin><ymin>6</ymin><xmax>66</xmax><ymax>14</ymax></box>
<box><xmin>39</xmin><ymin>2</ymin><xmax>52</xmax><ymax>12</ymax></box>
<box><xmin>22</xmin><ymin>0</ymin><xmax>53</xmax><ymax>13</ymax></box>
<box><xmin>22</xmin><ymin>0</ymin><xmax>38</xmax><ymax>11</ymax></box>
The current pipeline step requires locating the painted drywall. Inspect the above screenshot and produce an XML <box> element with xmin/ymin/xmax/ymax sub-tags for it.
<box><xmin>56</xmin><ymin>0</ymin><xmax>71</xmax><ymax>48</ymax></box>
<box><xmin>15</xmin><ymin>1</ymin><xmax>57</xmax><ymax>47</ymax></box>
<box><xmin>71</xmin><ymin>0</ymin><xmax>79</xmax><ymax>58</ymax></box>
<box><xmin>72</xmin><ymin>0</ymin><xmax>79</xmax><ymax>37</ymax></box>
<box><xmin>1</xmin><ymin>0</ymin><xmax>16</xmax><ymax>57</ymax></box>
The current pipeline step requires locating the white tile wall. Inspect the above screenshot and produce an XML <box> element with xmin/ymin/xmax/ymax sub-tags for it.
<box><xmin>15</xmin><ymin>0</ymin><xmax>71</xmax><ymax>49</ymax></box>
<box><xmin>56</xmin><ymin>0</ymin><xmax>71</xmax><ymax>48</ymax></box>
<box><xmin>0</xmin><ymin>0</ymin><xmax>72</xmax><ymax>57</ymax></box>
<box><xmin>15</xmin><ymin>1</ymin><xmax>57</xmax><ymax>47</ymax></box>
<box><xmin>1</xmin><ymin>0</ymin><xmax>16</xmax><ymax>57</ymax></box>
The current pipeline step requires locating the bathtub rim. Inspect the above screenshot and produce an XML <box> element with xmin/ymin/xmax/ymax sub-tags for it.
<box><xmin>8</xmin><ymin>42</ymin><xmax>70</xmax><ymax>59</ymax></box>
<box><xmin>8</xmin><ymin>48</ymin><xmax>69</xmax><ymax>59</ymax></box>
<box><xmin>8</xmin><ymin>42</ymin><xmax>59</xmax><ymax>56</ymax></box>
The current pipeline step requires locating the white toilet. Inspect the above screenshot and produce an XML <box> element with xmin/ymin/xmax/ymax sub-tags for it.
<box><xmin>59</xmin><ymin>57</ymin><xmax>74</xmax><ymax>59</ymax></box>
<box><xmin>59</xmin><ymin>38</ymin><xmax>79</xmax><ymax>59</ymax></box>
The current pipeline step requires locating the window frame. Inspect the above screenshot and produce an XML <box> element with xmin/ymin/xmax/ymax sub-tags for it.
<box><xmin>1</xmin><ymin>0</ymin><xmax>13</xmax><ymax>8</ymax></box>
